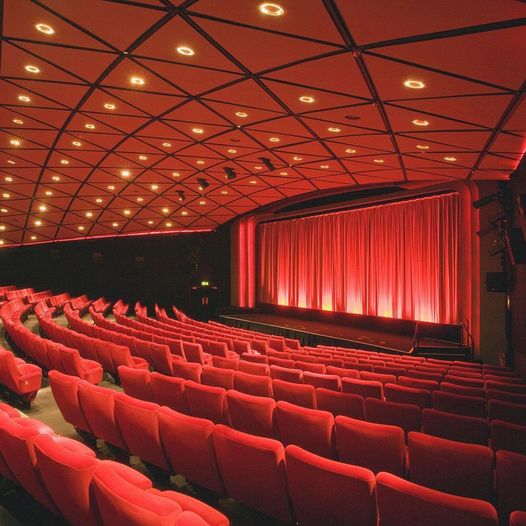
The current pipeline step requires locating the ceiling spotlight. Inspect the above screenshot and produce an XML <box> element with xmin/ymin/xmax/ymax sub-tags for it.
<box><xmin>34</xmin><ymin>220</ymin><xmax>42</xmax><ymax>226</ymax></box>
<box><xmin>196</xmin><ymin>160</ymin><xmax>205</xmax><ymax>165</ymax></box>
<box><xmin>162</xmin><ymin>207</ymin><xmax>169</xmax><ymax>214</ymax></box>
<box><xmin>130</xmin><ymin>76</ymin><xmax>145</xmax><ymax>85</ymax></box>
<box><xmin>162</xmin><ymin>142</ymin><xmax>172</xmax><ymax>147</ymax></box>
<box><xmin>60</xmin><ymin>159</ymin><xmax>69</xmax><ymax>165</ymax></box>
<box><xmin>18</xmin><ymin>95</ymin><xmax>31</xmax><ymax>102</ymax></box>
<box><xmin>84</xmin><ymin>123</ymin><xmax>95</xmax><ymax>129</ymax></box>
<box><xmin>2</xmin><ymin>193</ymin><xmax>10</xmax><ymax>199</ymax></box>
<box><xmin>220</xmin><ymin>190</ymin><xmax>228</xmax><ymax>195</ymax></box>
<box><xmin>112</xmin><ymin>222</ymin><xmax>119</xmax><ymax>227</ymax></box>
<box><xmin>199</xmin><ymin>200</ymin><xmax>206</xmax><ymax>205</ymax></box>
<box><xmin>258</xmin><ymin>2</ymin><xmax>285</xmax><ymax>16</ymax></box>
<box><xmin>30</xmin><ymin>236</ymin><xmax>37</xmax><ymax>241</ymax></box>
<box><xmin>9</xmin><ymin>139</ymin><xmax>21</xmax><ymax>146</ymax></box>
<box><xmin>299</xmin><ymin>96</ymin><xmax>315</xmax><ymax>103</ymax></box>
<box><xmin>176</xmin><ymin>46</ymin><xmax>195</xmax><ymax>56</ymax></box>
<box><xmin>45</xmin><ymin>191</ymin><xmax>53</xmax><ymax>196</ymax></box>
<box><xmin>412</xmin><ymin>119</ymin><xmax>429</xmax><ymax>127</ymax></box>
<box><xmin>72</xmin><ymin>141</ymin><xmax>82</xmax><ymax>147</ymax></box>
<box><xmin>151</xmin><ymin>184</ymin><xmax>159</xmax><ymax>191</ymax></box>
<box><xmin>177</xmin><ymin>190</ymin><xmax>186</xmax><ymax>201</ymax></box>
<box><xmin>293</xmin><ymin>156</ymin><xmax>303</xmax><ymax>161</ymax></box>
<box><xmin>224</xmin><ymin>167</ymin><xmax>237</xmax><ymax>180</ymax></box>
<box><xmin>172</xmin><ymin>172</ymin><xmax>180</xmax><ymax>177</ymax></box>
<box><xmin>95</xmin><ymin>198</ymin><xmax>102</xmax><ymax>203</ymax></box>
<box><xmin>345</xmin><ymin>148</ymin><xmax>357</xmax><ymax>154</ymax></box>
<box><xmin>444</xmin><ymin>156</ymin><xmax>457</xmax><ymax>162</ymax></box>
<box><xmin>4</xmin><ymin>177</ymin><xmax>12</xmax><ymax>182</ymax></box>
<box><xmin>121</xmin><ymin>170</ymin><xmax>131</xmax><ymax>177</ymax></box>
<box><xmin>25</xmin><ymin>65</ymin><xmax>40</xmax><ymax>73</ymax></box>
<box><xmin>416</xmin><ymin>144</ymin><xmax>430</xmax><ymax>150</ymax></box>
<box><xmin>254</xmin><ymin>166</ymin><xmax>263</xmax><ymax>170</ymax></box>
<box><xmin>404</xmin><ymin>79</ymin><xmax>426</xmax><ymax>89</ymax></box>
<box><xmin>78</xmin><ymin>225</ymin><xmax>84</xmax><ymax>231</ymax></box>
<box><xmin>192</xmin><ymin>128</ymin><xmax>204</xmax><ymax>134</ymax></box>
<box><xmin>0</xmin><ymin>209</ymin><xmax>8</xmax><ymax>213</ymax></box>
<box><xmin>280</xmin><ymin>171</ymin><xmax>288</xmax><ymax>175</ymax></box>
<box><xmin>320</xmin><ymin>164</ymin><xmax>329</xmax><ymax>169</ymax></box>
<box><xmin>328</xmin><ymin>127</ymin><xmax>341</xmax><ymax>133</ymax></box>
<box><xmin>52</xmin><ymin>175</ymin><xmax>60</xmax><ymax>181</ymax></box>
<box><xmin>181</xmin><ymin>211</ymin><xmax>188</xmax><ymax>216</ymax></box>
<box><xmin>107</xmin><ymin>185</ymin><xmax>115</xmax><ymax>190</ymax></box>
<box><xmin>104</xmin><ymin>103</ymin><xmax>116</xmax><ymax>110</ymax></box>
<box><xmin>235</xmin><ymin>111</ymin><xmax>248</xmax><ymax>118</ymax></box>
<box><xmin>0</xmin><ymin>226</ymin><xmax>5</xmax><ymax>231</ymax></box>
<box><xmin>85</xmin><ymin>212</ymin><xmax>93</xmax><ymax>218</ymax></box>
<box><xmin>249</xmin><ymin>180</ymin><xmax>257</xmax><ymax>184</ymax></box>
<box><xmin>136</xmin><ymin>197</ymin><xmax>144</xmax><ymax>202</ymax></box>
<box><xmin>197</xmin><ymin>178</ymin><xmax>209</xmax><ymax>190</ymax></box>
<box><xmin>139</xmin><ymin>155</ymin><xmax>148</xmax><ymax>160</ymax></box>
<box><xmin>373</xmin><ymin>159</ymin><xmax>384</xmax><ymax>163</ymax></box>
<box><xmin>123</xmin><ymin>209</ymin><xmax>131</xmax><ymax>216</ymax></box>
<box><xmin>166</xmin><ymin>222</ymin><xmax>173</xmax><ymax>227</ymax></box>
<box><xmin>7</xmin><ymin>160</ymin><xmax>15</xmax><ymax>165</ymax></box>
<box><xmin>228</xmin><ymin>149</ymin><xmax>237</xmax><ymax>154</ymax></box>
<box><xmin>35</xmin><ymin>23</ymin><xmax>55</xmax><ymax>35</ymax></box>
<box><xmin>12</xmin><ymin>119</ymin><xmax>24</xmax><ymax>125</ymax></box>
<box><xmin>269</xmin><ymin>137</ymin><xmax>280</xmax><ymax>142</ymax></box>
<box><xmin>260</xmin><ymin>157</ymin><xmax>276</xmax><ymax>171</ymax></box>
<box><xmin>38</xmin><ymin>205</ymin><xmax>47</xmax><ymax>212</ymax></box>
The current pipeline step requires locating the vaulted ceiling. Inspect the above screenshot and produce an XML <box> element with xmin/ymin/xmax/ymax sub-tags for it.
<box><xmin>0</xmin><ymin>0</ymin><xmax>525</xmax><ymax>246</ymax></box>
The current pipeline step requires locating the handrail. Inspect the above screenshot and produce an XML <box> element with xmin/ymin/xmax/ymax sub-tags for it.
<box><xmin>411</xmin><ymin>321</ymin><xmax>420</xmax><ymax>354</ymax></box>
<box><xmin>462</xmin><ymin>320</ymin><xmax>475</xmax><ymax>361</ymax></box>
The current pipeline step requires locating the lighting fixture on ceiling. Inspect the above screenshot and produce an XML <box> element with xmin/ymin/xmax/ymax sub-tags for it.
<box><xmin>123</xmin><ymin>210</ymin><xmax>131</xmax><ymax>216</ymax></box>
<box><xmin>293</xmin><ymin>156</ymin><xmax>302</xmax><ymax>161</ymax></box>
<box><xmin>320</xmin><ymin>164</ymin><xmax>329</xmax><ymax>169</ymax></box>
<box><xmin>104</xmin><ymin>103</ymin><xmax>116</xmax><ymax>110</ymax></box>
<box><xmin>4</xmin><ymin>177</ymin><xmax>13</xmax><ymax>183</ymax></box>
<box><xmin>328</xmin><ymin>127</ymin><xmax>341</xmax><ymax>133</ymax></box>
<box><xmin>162</xmin><ymin>142</ymin><xmax>172</xmax><ymax>148</ymax></box>
<box><xmin>12</xmin><ymin>119</ymin><xmax>23</xmax><ymax>124</ymax></box>
<box><xmin>181</xmin><ymin>211</ymin><xmax>188</xmax><ymax>216</ymax></box>
<box><xmin>25</xmin><ymin>65</ymin><xmax>40</xmax><ymax>73</ymax></box>
<box><xmin>139</xmin><ymin>155</ymin><xmax>148</xmax><ymax>160</ymax></box>
<box><xmin>30</xmin><ymin>236</ymin><xmax>37</xmax><ymax>241</ymax></box>
<box><xmin>7</xmin><ymin>161</ymin><xmax>15</xmax><ymax>165</ymax></box>
<box><xmin>112</xmin><ymin>222</ymin><xmax>119</xmax><ymax>227</ymax></box>
<box><xmin>299</xmin><ymin>96</ymin><xmax>314</xmax><ymax>103</ymax></box>
<box><xmin>220</xmin><ymin>190</ymin><xmax>228</xmax><ymax>195</ymax></box>
<box><xmin>197</xmin><ymin>178</ymin><xmax>209</xmax><ymax>191</ymax></box>
<box><xmin>176</xmin><ymin>46</ymin><xmax>195</xmax><ymax>56</ymax></box>
<box><xmin>162</xmin><ymin>208</ymin><xmax>169</xmax><ymax>214</ymax></box>
<box><xmin>199</xmin><ymin>200</ymin><xmax>206</xmax><ymax>205</ymax></box>
<box><xmin>258</xmin><ymin>2</ymin><xmax>285</xmax><ymax>16</ymax></box>
<box><xmin>177</xmin><ymin>190</ymin><xmax>185</xmax><ymax>201</ymax></box>
<box><xmin>45</xmin><ymin>191</ymin><xmax>53</xmax><ymax>196</ymax></box>
<box><xmin>84</xmin><ymin>123</ymin><xmax>95</xmax><ymax>129</ymax></box>
<box><xmin>224</xmin><ymin>167</ymin><xmax>237</xmax><ymax>180</ymax></box>
<box><xmin>444</xmin><ymin>156</ymin><xmax>457</xmax><ymax>162</ymax></box>
<box><xmin>0</xmin><ymin>209</ymin><xmax>7</xmax><ymax>213</ymax></box>
<box><xmin>85</xmin><ymin>212</ymin><xmax>93</xmax><ymax>219</ymax></box>
<box><xmin>254</xmin><ymin>166</ymin><xmax>263</xmax><ymax>170</ymax></box>
<box><xmin>96</xmin><ymin>198</ymin><xmax>102</xmax><ymax>203</ymax></box>
<box><xmin>0</xmin><ymin>226</ymin><xmax>5</xmax><ymax>231</ymax></box>
<box><xmin>196</xmin><ymin>160</ymin><xmax>205</xmax><ymax>165</ymax></box>
<box><xmin>72</xmin><ymin>141</ymin><xmax>82</xmax><ymax>147</ymax></box>
<box><xmin>192</xmin><ymin>128</ymin><xmax>204</xmax><ymax>134</ymax></box>
<box><xmin>249</xmin><ymin>180</ymin><xmax>257</xmax><ymax>184</ymax></box>
<box><xmin>228</xmin><ymin>149</ymin><xmax>237</xmax><ymax>154</ymax></box>
<box><xmin>78</xmin><ymin>225</ymin><xmax>84</xmax><ymax>231</ymax></box>
<box><xmin>18</xmin><ymin>95</ymin><xmax>31</xmax><ymax>102</ymax></box>
<box><xmin>34</xmin><ymin>220</ymin><xmax>42</xmax><ymax>226</ymax></box>
<box><xmin>151</xmin><ymin>184</ymin><xmax>159</xmax><ymax>191</ymax></box>
<box><xmin>52</xmin><ymin>176</ymin><xmax>60</xmax><ymax>181</ymax></box>
<box><xmin>260</xmin><ymin>157</ymin><xmax>276</xmax><ymax>171</ymax></box>
<box><xmin>107</xmin><ymin>185</ymin><xmax>115</xmax><ymax>190</ymax></box>
<box><xmin>412</xmin><ymin>119</ymin><xmax>429</xmax><ymax>126</ymax></box>
<box><xmin>280</xmin><ymin>171</ymin><xmax>288</xmax><ymax>176</ymax></box>
<box><xmin>373</xmin><ymin>159</ymin><xmax>384</xmax><ymax>163</ymax></box>
<box><xmin>416</xmin><ymin>144</ymin><xmax>430</xmax><ymax>150</ymax></box>
<box><xmin>38</xmin><ymin>205</ymin><xmax>47</xmax><ymax>212</ymax></box>
<box><xmin>60</xmin><ymin>159</ymin><xmax>69</xmax><ymax>165</ymax></box>
<box><xmin>130</xmin><ymin>76</ymin><xmax>145</xmax><ymax>85</ymax></box>
<box><xmin>35</xmin><ymin>23</ymin><xmax>55</xmax><ymax>35</ymax></box>
<box><xmin>2</xmin><ymin>194</ymin><xmax>10</xmax><ymax>199</ymax></box>
<box><xmin>136</xmin><ymin>197</ymin><xmax>144</xmax><ymax>202</ymax></box>
<box><xmin>9</xmin><ymin>139</ymin><xmax>21</xmax><ymax>146</ymax></box>
<box><xmin>404</xmin><ymin>79</ymin><xmax>426</xmax><ymax>89</ymax></box>
<box><xmin>166</xmin><ymin>222</ymin><xmax>173</xmax><ymax>227</ymax></box>
<box><xmin>235</xmin><ymin>112</ymin><xmax>248</xmax><ymax>118</ymax></box>
<box><xmin>345</xmin><ymin>148</ymin><xmax>357</xmax><ymax>154</ymax></box>
<box><xmin>121</xmin><ymin>170</ymin><xmax>131</xmax><ymax>177</ymax></box>
<box><xmin>269</xmin><ymin>137</ymin><xmax>280</xmax><ymax>142</ymax></box>
<box><xmin>172</xmin><ymin>172</ymin><xmax>180</xmax><ymax>177</ymax></box>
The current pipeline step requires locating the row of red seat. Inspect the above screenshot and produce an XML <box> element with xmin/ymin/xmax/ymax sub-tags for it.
<box><xmin>118</xmin><ymin>365</ymin><xmax>526</xmax><ymax>456</ymax></box>
<box><xmin>0</xmin><ymin>300</ymin><xmax>101</xmax><ymax>390</ymax></box>
<box><xmin>49</xmin><ymin>371</ymin><xmax>522</xmax><ymax>526</ymax></box>
<box><xmin>4</xmin><ymin>288</ymin><xmax>34</xmax><ymax>301</ymax></box>
<box><xmin>0</xmin><ymin>401</ymin><xmax>228</xmax><ymax>526</ymax></box>
<box><xmin>91</xmin><ymin>297</ymin><xmax>112</xmax><ymax>315</ymax></box>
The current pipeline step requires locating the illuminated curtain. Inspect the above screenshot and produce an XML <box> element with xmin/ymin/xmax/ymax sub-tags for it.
<box><xmin>257</xmin><ymin>193</ymin><xmax>460</xmax><ymax>324</ymax></box>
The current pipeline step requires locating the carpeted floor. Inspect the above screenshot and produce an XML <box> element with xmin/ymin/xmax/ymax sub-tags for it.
<box><xmin>0</xmin><ymin>314</ymin><xmax>284</xmax><ymax>526</ymax></box>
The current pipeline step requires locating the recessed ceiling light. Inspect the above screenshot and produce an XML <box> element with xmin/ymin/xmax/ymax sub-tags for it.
<box><xmin>258</xmin><ymin>2</ymin><xmax>285</xmax><ymax>16</ymax></box>
<box><xmin>444</xmin><ymin>156</ymin><xmax>457</xmax><ymax>162</ymax></box>
<box><xmin>78</xmin><ymin>225</ymin><xmax>84</xmax><ymax>231</ymax></box>
<box><xmin>196</xmin><ymin>160</ymin><xmax>205</xmax><ymax>165</ymax></box>
<box><xmin>228</xmin><ymin>149</ymin><xmax>237</xmax><ymax>154</ymax></box>
<box><xmin>162</xmin><ymin>208</ymin><xmax>169</xmax><ymax>214</ymax></box>
<box><xmin>299</xmin><ymin>96</ymin><xmax>315</xmax><ymax>103</ymax></box>
<box><xmin>192</xmin><ymin>128</ymin><xmax>204</xmax><ymax>134</ymax></box>
<box><xmin>4</xmin><ymin>177</ymin><xmax>13</xmax><ymax>182</ymax></box>
<box><xmin>1</xmin><ymin>208</ymin><xmax>8</xmax><ymax>213</ymax></box>
<box><xmin>130</xmin><ymin>76</ymin><xmax>145</xmax><ymax>85</ymax></box>
<box><xmin>95</xmin><ymin>198</ymin><xmax>102</xmax><ymax>203</ymax></box>
<box><xmin>181</xmin><ymin>211</ymin><xmax>188</xmax><ymax>216</ymax></box>
<box><xmin>172</xmin><ymin>172</ymin><xmax>180</xmax><ymax>177</ymax></box>
<box><xmin>162</xmin><ymin>142</ymin><xmax>172</xmax><ymax>148</ymax></box>
<box><xmin>293</xmin><ymin>156</ymin><xmax>303</xmax><ymax>161</ymax></box>
<box><xmin>136</xmin><ymin>197</ymin><xmax>144</xmax><ymax>202</ymax></box>
<box><xmin>112</xmin><ymin>222</ymin><xmax>119</xmax><ymax>227</ymax></box>
<box><xmin>10</xmin><ymin>139</ymin><xmax>21</xmax><ymax>146</ymax></box>
<box><xmin>0</xmin><ymin>240</ymin><xmax>4</xmax><ymax>245</ymax></box>
<box><xmin>221</xmin><ymin>190</ymin><xmax>228</xmax><ymax>195</ymax></box>
<box><xmin>123</xmin><ymin>210</ymin><xmax>131</xmax><ymax>215</ymax></box>
<box><xmin>199</xmin><ymin>200</ymin><xmax>206</xmax><ymax>205</ymax></box>
<box><xmin>72</xmin><ymin>141</ymin><xmax>82</xmax><ymax>148</ymax></box>
<box><xmin>34</xmin><ymin>220</ymin><xmax>42</xmax><ymax>226</ymax></box>
<box><xmin>52</xmin><ymin>175</ymin><xmax>60</xmax><ymax>181</ymax></box>
<box><xmin>151</xmin><ymin>184</ymin><xmax>159</xmax><ymax>191</ymax></box>
<box><xmin>166</xmin><ymin>222</ymin><xmax>173</xmax><ymax>227</ymax></box>
<box><xmin>147</xmin><ymin>220</ymin><xmax>154</xmax><ymax>225</ymax></box>
<box><xmin>345</xmin><ymin>148</ymin><xmax>357</xmax><ymax>154</ymax></box>
<box><xmin>320</xmin><ymin>164</ymin><xmax>329</xmax><ymax>169</ymax></box>
<box><xmin>139</xmin><ymin>155</ymin><xmax>148</xmax><ymax>160</ymax></box>
<box><xmin>121</xmin><ymin>170</ymin><xmax>131</xmax><ymax>177</ymax></box>
<box><xmin>35</xmin><ymin>23</ymin><xmax>54</xmax><ymax>35</ymax></box>
<box><xmin>7</xmin><ymin>161</ymin><xmax>15</xmax><ymax>165</ymax></box>
<box><xmin>2</xmin><ymin>193</ymin><xmax>10</xmax><ymax>199</ymax></box>
<box><xmin>12</xmin><ymin>119</ymin><xmax>24</xmax><ymax>125</ymax></box>
<box><xmin>176</xmin><ymin>46</ymin><xmax>195</xmax><ymax>56</ymax></box>
<box><xmin>84</xmin><ymin>123</ymin><xmax>95</xmax><ymax>129</ymax></box>
<box><xmin>328</xmin><ymin>127</ymin><xmax>341</xmax><ymax>133</ymax></box>
<box><xmin>30</xmin><ymin>235</ymin><xmax>37</xmax><ymax>241</ymax></box>
<box><xmin>85</xmin><ymin>212</ymin><xmax>93</xmax><ymax>218</ymax></box>
<box><xmin>104</xmin><ymin>103</ymin><xmax>116</xmax><ymax>110</ymax></box>
<box><xmin>416</xmin><ymin>144</ymin><xmax>430</xmax><ymax>150</ymax></box>
<box><xmin>25</xmin><ymin>65</ymin><xmax>40</xmax><ymax>74</ymax></box>
<box><xmin>269</xmin><ymin>137</ymin><xmax>280</xmax><ymax>142</ymax></box>
<box><xmin>249</xmin><ymin>180</ymin><xmax>257</xmax><ymax>184</ymax></box>
<box><xmin>38</xmin><ymin>205</ymin><xmax>47</xmax><ymax>212</ymax></box>
<box><xmin>412</xmin><ymin>119</ymin><xmax>429</xmax><ymax>127</ymax></box>
<box><xmin>107</xmin><ymin>185</ymin><xmax>115</xmax><ymax>190</ymax></box>
<box><xmin>373</xmin><ymin>159</ymin><xmax>384</xmax><ymax>163</ymax></box>
<box><xmin>280</xmin><ymin>171</ymin><xmax>288</xmax><ymax>176</ymax></box>
<box><xmin>0</xmin><ymin>226</ymin><xmax>5</xmax><ymax>231</ymax></box>
<box><xmin>235</xmin><ymin>112</ymin><xmax>248</xmax><ymax>118</ymax></box>
<box><xmin>18</xmin><ymin>95</ymin><xmax>31</xmax><ymax>102</ymax></box>
<box><xmin>404</xmin><ymin>79</ymin><xmax>426</xmax><ymax>89</ymax></box>
<box><xmin>254</xmin><ymin>166</ymin><xmax>263</xmax><ymax>170</ymax></box>
<box><xmin>60</xmin><ymin>159</ymin><xmax>69</xmax><ymax>165</ymax></box>
<box><xmin>45</xmin><ymin>191</ymin><xmax>53</xmax><ymax>196</ymax></box>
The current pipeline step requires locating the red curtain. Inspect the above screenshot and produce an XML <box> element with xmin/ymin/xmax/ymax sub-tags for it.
<box><xmin>258</xmin><ymin>193</ymin><xmax>460</xmax><ymax>324</ymax></box>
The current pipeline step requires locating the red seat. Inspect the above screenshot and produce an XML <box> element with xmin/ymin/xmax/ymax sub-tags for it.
<box><xmin>490</xmin><ymin>419</ymin><xmax>526</xmax><ymax>455</ymax></box>
<box><xmin>408</xmin><ymin>431</ymin><xmax>494</xmax><ymax>502</ymax></box>
<box><xmin>488</xmin><ymin>399</ymin><xmax>526</xmax><ymax>425</ymax></box>
<box><xmin>285</xmin><ymin>444</ymin><xmax>377</xmax><ymax>526</ymax></box>
<box><xmin>326</xmin><ymin>365</ymin><xmax>360</xmax><ymax>379</ymax></box>
<box><xmin>114</xmin><ymin>393</ymin><xmax>169</xmax><ymax>470</ymax></box>
<box><xmin>212</xmin><ymin>424</ymin><xmax>291</xmax><ymax>523</ymax></box>
<box><xmin>234</xmin><ymin>370</ymin><xmax>273</xmax><ymax>397</ymax></box>
<box><xmin>293</xmin><ymin>361</ymin><xmax>325</xmax><ymax>374</ymax></box>
<box><xmin>227</xmin><ymin>390</ymin><xmax>277</xmax><ymax>439</ymax></box>
<box><xmin>182</xmin><ymin>342</ymin><xmax>210</xmax><ymax>365</ymax></box>
<box><xmin>201</xmin><ymin>365</ymin><xmax>235</xmax><ymax>390</ymax></box>
<box><xmin>432</xmin><ymin>391</ymin><xmax>487</xmax><ymax>418</ymax></box>
<box><xmin>385</xmin><ymin>383</ymin><xmax>431</xmax><ymax>409</ymax></box>
<box><xmin>376</xmin><ymin>472</ymin><xmax>498</xmax><ymax>526</ymax></box>
<box><xmin>512</xmin><ymin>512</ymin><xmax>526</xmax><ymax>526</ymax></box>
<box><xmin>241</xmin><ymin>352</ymin><xmax>268</xmax><ymax>364</ymax></box>
<box><xmin>157</xmin><ymin>407</ymin><xmax>224</xmax><ymax>494</ymax></box>
<box><xmin>269</xmin><ymin>364</ymin><xmax>302</xmax><ymax>383</ymax></box>
<box><xmin>444</xmin><ymin>375</ymin><xmax>484</xmax><ymax>388</ymax></box>
<box><xmin>148</xmin><ymin>342</ymin><xmax>182</xmax><ymax>376</ymax></box>
<box><xmin>268</xmin><ymin>356</ymin><xmax>294</xmax><ymax>368</ymax></box>
<box><xmin>272</xmin><ymin>379</ymin><xmax>316</xmax><ymax>409</ymax></box>
<box><xmin>486</xmin><ymin>389</ymin><xmax>526</xmax><ymax>404</ymax></box>
<box><xmin>315</xmin><ymin>388</ymin><xmax>365</xmax><ymax>420</ymax></box>
<box><xmin>32</xmin><ymin>434</ymin><xmax>99</xmax><ymax>526</ymax></box>
<box><xmin>58</xmin><ymin>347</ymin><xmax>103</xmax><ymax>384</ymax></box>
<box><xmin>406</xmin><ymin>369</ymin><xmax>443</xmax><ymax>382</ymax></box>
<box><xmin>422</xmin><ymin>408</ymin><xmax>489</xmax><ymax>445</ymax></box>
<box><xmin>211</xmin><ymin>356</ymin><xmax>239</xmax><ymax>371</ymax></box>
<box><xmin>118</xmin><ymin>366</ymin><xmax>154</xmax><ymax>402</ymax></box>
<box><xmin>48</xmin><ymin>370</ymin><xmax>91</xmax><ymax>434</ymax></box>
<box><xmin>440</xmin><ymin>382</ymin><xmax>485</xmax><ymax>398</ymax></box>
<box><xmin>150</xmin><ymin>373</ymin><xmax>187</xmax><ymax>413</ymax></box>
<box><xmin>78</xmin><ymin>382</ymin><xmax>126</xmax><ymax>450</ymax></box>
<box><xmin>275</xmin><ymin>401</ymin><xmax>336</xmax><ymax>459</ymax></box>
<box><xmin>172</xmin><ymin>361</ymin><xmax>202</xmax><ymax>383</ymax></box>
<box><xmin>0</xmin><ymin>348</ymin><xmax>41</xmax><ymax>400</ymax></box>
<box><xmin>184</xmin><ymin>381</ymin><xmax>229</xmax><ymax>424</ymax></box>
<box><xmin>302</xmin><ymin>371</ymin><xmax>340</xmax><ymax>391</ymax></box>
<box><xmin>365</xmin><ymin>398</ymin><xmax>421</xmax><ymax>436</ymax></box>
<box><xmin>335</xmin><ymin>415</ymin><xmax>406</xmax><ymax>475</ymax></box>
<box><xmin>496</xmin><ymin>450</ymin><xmax>526</xmax><ymax>524</ymax></box>
<box><xmin>360</xmin><ymin>371</ymin><xmax>397</xmax><ymax>385</ymax></box>
<box><xmin>375</xmin><ymin>365</ymin><xmax>407</xmax><ymax>377</ymax></box>
<box><xmin>237</xmin><ymin>361</ymin><xmax>269</xmax><ymax>376</ymax></box>
<box><xmin>341</xmin><ymin>377</ymin><xmax>383</xmax><ymax>399</ymax></box>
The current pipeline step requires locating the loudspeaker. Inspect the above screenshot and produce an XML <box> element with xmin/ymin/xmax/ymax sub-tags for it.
<box><xmin>486</xmin><ymin>272</ymin><xmax>507</xmax><ymax>292</ymax></box>
<box><xmin>506</xmin><ymin>228</ymin><xmax>526</xmax><ymax>265</ymax></box>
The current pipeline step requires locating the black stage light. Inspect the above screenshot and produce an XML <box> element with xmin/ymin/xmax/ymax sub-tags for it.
<box><xmin>224</xmin><ymin>167</ymin><xmax>236</xmax><ymax>180</ymax></box>
<box><xmin>259</xmin><ymin>157</ymin><xmax>276</xmax><ymax>171</ymax></box>
<box><xmin>473</xmin><ymin>194</ymin><xmax>499</xmax><ymax>209</ymax></box>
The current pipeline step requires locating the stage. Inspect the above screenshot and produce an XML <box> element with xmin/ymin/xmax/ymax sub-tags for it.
<box><xmin>219</xmin><ymin>309</ymin><xmax>470</xmax><ymax>358</ymax></box>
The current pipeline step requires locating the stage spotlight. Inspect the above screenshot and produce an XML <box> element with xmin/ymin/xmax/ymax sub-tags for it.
<box><xmin>197</xmin><ymin>178</ymin><xmax>209</xmax><ymax>191</ymax></box>
<box><xmin>476</xmin><ymin>223</ymin><xmax>498</xmax><ymax>238</ymax></box>
<box><xmin>473</xmin><ymin>194</ymin><xmax>499</xmax><ymax>209</ymax></box>
<box><xmin>488</xmin><ymin>237</ymin><xmax>506</xmax><ymax>256</ymax></box>
<box><xmin>177</xmin><ymin>190</ymin><xmax>186</xmax><ymax>201</ymax></box>
<box><xmin>259</xmin><ymin>157</ymin><xmax>276</xmax><ymax>171</ymax></box>
<box><xmin>224</xmin><ymin>167</ymin><xmax>237</xmax><ymax>180</ymax></box>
